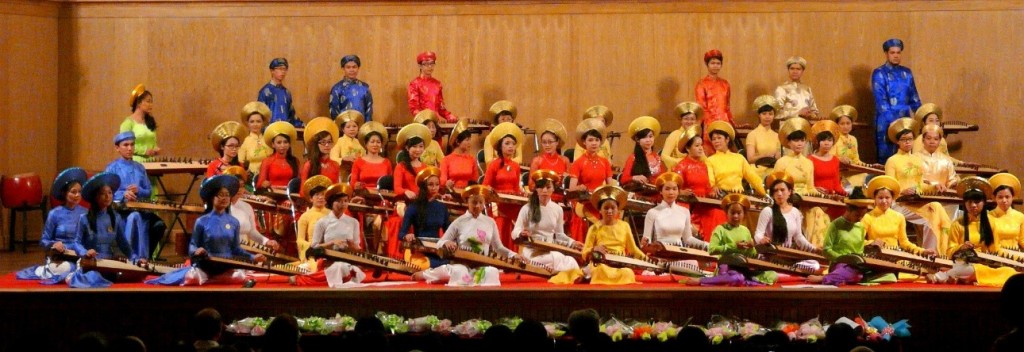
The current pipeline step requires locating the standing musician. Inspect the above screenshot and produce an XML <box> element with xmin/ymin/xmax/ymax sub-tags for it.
<box><xmin>299</xmin><ymin>117</ymin><xmax>341</xmax><ymax>183</ymax></box>
<box><xmin>238</xmin><ymin>101</ymin><xmax>274</xmax><ymax>180</ymax></box>
<box><xmin>483</xmin><ymin>122</ymin><xmax>526</xmax><ymax>251</ymax></box>
<box><xmin>328</xmin><ymin>110</ymin><xmax>367</xmax><ymax>178</ymax></box>
<box><xmin>884</xmin><ymin>118</ymin><xmax>953</xmax><ymax>253</ymax></box>
<box><xmin>414</xmin><ymin>109</ymin><xmax>445</xmax><ymax>167</ymax></box>
<box><xmin>256</xmin><ymin>121</ymin><xmax>300</xmax><ymax>190</ymax></box>
<box><xmin>872</xmin><ymin>38</ymin><xmax>922</xmax><ymax>164</ymax></box>
<box><xmin>933</xmin><ymin>177</ymin><xmax>1017</xmax><ymax>286</ymax></box>
<box><xmin>407</xmin><ymin>51</ymin><xmax>458</xmax><ymax>122</ymax></box>
<box><xmin>661</xmin><ymin>102</ymin><xmax>703</xmax><ymax>170</ymax></box>
<box><xmin>106</xmin><ymin>131</ymin><xmax>165</xmax><ymax>259</ymax></box>
<box><xmin>568</xmin><ymin>118</ymin><xmax>616</xmax><ymax>241</ymax></box>
<box><xmin>483</xmin><ymin>101</ymin><xmax>527</xmax><ymax>164</ymax></box>
<box><xmin>672</xmin><ymin>126</ymin><xmax>726</xmax><ymax>241</ymax></box>
<box><xmin>773</xmin><ymin>56</ymin><xmax>819</xmax><ymax>120</ymax></box>
<box><xmin>400</xmin><ymin>167</ymin><xmax>453</xmax><ymax>269</ymax></box>
<box><xmin>223</xmin><ymin>166</ymin><xmax>279</xmax><ymax>250</ymax></box>
<box><xmin>572</xmin><ymin>106</ymin><xmax>614</xmax><ymax>161</ymax></box>
<box><xmin>755</xmin><ymin>172</ymin><xmax>817</xmax><ymax>252</ymax></box>
<box><xmin>745</xmin><ymin>95</ymin><xmax>782</xmax><ymax>179</ymax></box>
<box><xmin>206</xmin><ymin>121</ymin><xmax>247</xmax><ymax>178</ymax></box>
<box><xmin>620</xmin><ymin>116</ymin><xmax>665</xmax><ymax>185</ymax></box>
<box><xmin>329</xmin><ymin>55</ymin><xmax>374</xmax><ymax>121</ymax></box>
<box><xmin>385</xmin><ymin>124</ymin><xmax>432</xmax><ymax>258</ymax></box>
<box><xmin>416</xmin><ymin>185</ymin><xmax>519</xmax><ymax>286</ymax></box>
<box><xmin>988</xmin><ymin>173</ymin><xmax>1024</xmax><ymax>251</ymax></box>
<box><xmin>696</xmin><ymin>49</ymin><xmax>736</xmax><ymax>155</ymax></box>
<box><xmin>682</xmin><ymin>194</ymin><xmax>772</xmax><ymax>286</ymax></box>
<box><xmin>704</xmin><ymin>121</ymin><xmax>767</xmax><ymax>197</ymax></box>
<box><xmin>259</xmin><ymin>57</ymin><xmax>300</xmax><ymax>126</ymax></box>
<box><xmin>295</xmin><ymin>183</ymin><xmax>365</xmax><ymax>287</ymax></box>
<box><xmin>861</xmin><ymin>176</ymin><xmax>937</xmax><ymax>257</ymax></box>
<box><xmin>528</xmin><ymin>119</ymin><xmax>571</xmax><ymax>192</ymax></box>
<box><xmin>513</xmin><ymin>170</ymin><xmax>582</xmax><ymax>284</ymax></box>
<box><xmin>641</xmin><ymin>172</ymin><xmax>707</xmax><ymax>249</ymax></box>
<box><xmin>581</xmin><ymin>185</ymin><xmax>648</xmax><ymax>285</ymax></box>
<box><xmin>774</xmin><ymin>117</ymin><xmax>816</xmax><ymax>195</ymax></box>
<box><xmin>296</xmin><ymin>176</ymin><xmax>333</xmax><ymax>265</ymax></box>
<box><xmin>440</xmin><ymin>118</ymin><xmax>479</xmax><ymax>189</ymax></box>
<box><xmin>807</xmin><ymin>187</ymin><xmax>880</xmax><ymax>286</ymax></box>
<box><xmin>80</xmin><ymin>173</ymin><xmax>149</xmax><ymax>264</ymax></box>
<box><xmin>121</xmin><ymin>84</ymin><xmax>161</xmax><ymax>162</ymax></box>
<box><xmin>349</xmin><ymin>121</ymin><xmax>391</xmax><ymax>252</ymax></box>
<box><xmin>16</xmin><ymin>167</ymin><xmax>88</xmax><ymax>280</ymax></box>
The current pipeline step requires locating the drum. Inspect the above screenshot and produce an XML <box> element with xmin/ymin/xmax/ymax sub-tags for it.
<box><xmin>2</xmin><ymin>173</ymin><xmax>43</xmax><ymax>209</ymax></box>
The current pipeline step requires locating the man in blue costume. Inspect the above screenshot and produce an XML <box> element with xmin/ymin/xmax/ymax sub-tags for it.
<box><xmin>258</xmin><ymin>57</ymin><xmax>302</xmax><ymax>127</ymax></box>
<box><xmin>105</xmin><ymin>131</ymin><xmax>166</xmax><ymax>259</ymax></box>
<box><xmin>329</xmin><ymin>54</ymin><xmax>374</xmax><ymax>121</ymax></box>
<box><xmin>872</xmin><ymin>38</ymin><xmax>922</xmax><ymax>164</ymax></box>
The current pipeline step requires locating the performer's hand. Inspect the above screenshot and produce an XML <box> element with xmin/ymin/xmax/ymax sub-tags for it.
<box><xmin>737</xmin><ymin>241</ymin><xmax>754</xmax><ymax>249</ymax></box>
<box><xmin>86</xmin><ymin>249</ymin><xmax>97</xmax><ymax>258</ymax></box>
<box><xmin>710</xmin><ymin>187</ymin><xmax>721</xmax><ymax>197</ymax></box>
<box><xmin>631</xmin><ymin>175</ymin><xmax>648</xmax><ymax>184</ymax></box>
<box><xmin>757</xmin><ymin>237</ymin><xmax>771</xmax><ymax>245</ymax></box>
<box><xmin>441</xmin><ymin>194</ymin><xmax>453</xmax><ymax>201</ymax></box>
<box><xmin>446</xmin><ymin>180</ymin><xmax>455</xmax><ymax>189</ymax></box>
<box><xmin>404</xmin><ymin>234</ymin><xmax>415</xmax><ymax>242</ymax></box>
<box><xmin>354</xmin><ymin>182</ymin><xmax>364</xmax><ymax>190</ymax></box>
<box><xmin>839</xmin><ymin>157</ymin><xmax>852</xmax><ymax>165</ymax></box>
<box><xmin>266</xmin><ymin>240</ymin><xmax>281</xmax><ymax>251</ymax></box>
<box><xmin>137</xmin><ymin>258</ymin><xmax>148</xmax><ymax>266</ymax></box>
<box><xmin>935</xmin><ymin>184</ymin><xmax>949</xmax><ymax>193</ymax></box>
<box><xmin>514</xmin><ymin>255</ymin><xmax>527</xmax><ymax>265</ymax></box>
<box><xmin>404</xmin><ymin>190</ymin><xmax>417</xmax><ymax>199</ymax></box>
<box><xmin>571</xmin><ymin>241</ymin><xmax>583</xmax><ymax>250</ymax></box>
<box><xmin>901</xmin><ymin>187</ymin><xmax>917</xmax><ymax>196</ymax></box>
<box><xmin>594</xmin><ymin>245</ymin><xmax>608</xmax><ymax>255</ymax></box>
<box><xmin>815</xmin><ymin>187</ymin><xmax>829</xmax><ymax>195</ymax></box>
<box><xmin>639</xmin><ymin>237</ymin><xmax>650</xmax><ymax>247</ymax></box>
<box><xmin>348</xmin><ymin>240</ymin><xmax>360</xmax><ymax>251</ymax></box>
<box><xmin>443</xmin><ymin>241</ymin><xmax>458</xmax><ymax>252</ymax></box>
<box><xmin>193</xmin><ymin>247</ymin><xmax>207</xmax><ymax>257</ymax></box>
<box><xmin>261</xmin><ymin>181</ymin><xmax>272</xmax><ymax>189</ymax></box>
<box><xmin>679</xmin><ymin>189</ymin><xmax>694</xmax><ymax>197</ymax></box>
<box><xmin>960</xmin><ymin>242</ymin><xmax>974</xmax><ymax>250</ymax></box>
<box><xmin>350</xmin><ymin>196</ymin><xmax>366</xmax><ymax>205</ymax></box>
<box><xmin>253</xmin><ymin>254</ymin><xmax>267</xmax><ymax>263</ymax></box>
<box><xmin>871</xmin><ymin>240</ymin><xmax>886</xmax><ymax>247</ymax></box>
<box><xmin>921</xmin><ymin>249</ymin><xmax>937</xmax><ymax>257</ymax></box>
<box><xmin>517</xmin><ymin>230</ymin><xmax>530</xmax><ymax>240</ymax></box>
<box><xmin>52</xmin><ymin>241</ymin><xmax>65</xmax><ymax>253</ymax></box>
<box><xmin>124</xmin><ymin>190</ymin><xmax>138</xmax><ymax>202</ymax></box>
<box><xmin>333</xmin><ymin>240</ymin><xmax>348</xmax><ymax>250</ymax></box>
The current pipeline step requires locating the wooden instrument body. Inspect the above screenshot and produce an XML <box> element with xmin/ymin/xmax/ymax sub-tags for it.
<box><xmin>622</xmin><ymin>181</ymin><xmax>658</xmax><ymax>197</ymax></box>
<box><xmin>415</xmin><ymin>239</ymin><xmax>555</xmax><ymax>278</ymax></box>
<box><xmin>863</xmin><ymin>245</ymin><xmax>953</xmax><ymax>271</ymax></box>
<box><xmin>193</xmin><ymin>255</ymin><xmax>309</xmax><ymax>276</ymax></box>
<box><xmin>591</xmin><ymin>251</ymin><xmax>712</xmax><ymax>278</ymax></box>
<box><xmin>307</xmin><ymin>246</ymin><xmax>421</xmax><ymax>276</ymax></box>
<box><xmin>957</xmin><ymin>248</ymin><xmax>1024</xmax><ymax>271</ymax></box>
<box><xmin>642</xmin><ymin>241</ymin><xmax>716</xmax><ymax>262</ymax></box>
<box><xmin>80</xmin><ymin>257</ymin><xmax>180</xmax><ymax>282</ymax></box>
<box><xmin>840</xmin><ymin>161</ymin><xmax>885</xmax><ymax>175</ymax></box>
<box><xmin>142</xmin><ymin>158</ymin><xmax>209</xmax><ymax>176</ymax></box>
<box><xmin>796</xmin><ymin>193</ymin><xmax>846</xmax><ymax>209</ymax></box>
<box><xmin>941</xmin><ymin>120</ymin><xmax>979</xmax><ymax>134</ymax></box>
<box><xmin>239</xmin><ymin>239</ymin><xmax>300</xmax><ymax>263</ymax></box>
<box><xmin>516</xmin><ymin>236</ymin><xmax>583</xmax><ymax>260</ymax></box>
<box><xmin>755</xmin><ymin>243</ymin><xmax>828</xmax><ymax>264</ymax></box>
<box><xmin>834</xmin><ymin>254</ymin><xmax>922</xmax><ymax>275</ymax></box>
<box><xmin>679</xmin><ymin>193</ymin><xmax>769</xmax><ymax>212</ymax></box>
<box><xmin>121</xmin><ymin>200</ymin><xmax>205</xmax><ymax>214</ymax></box>
<box><xmin>717</xmin><ymin>253</ymin><xmax>818</xmax><ymax>276</ymax></box>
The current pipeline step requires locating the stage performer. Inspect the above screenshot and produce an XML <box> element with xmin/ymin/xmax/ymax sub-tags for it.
<box><xmin>872</xmin><ymin>38</ymin><xmax>921</xmax><ymax>163</ymax></box>
<box><xmin>121</xmin><ymin>84</ymin><xmax>161</xmax><ymax>162</ymax></box>
<box><xmin>349</xmin><ymin>121</ymin><xmax>391</xmax><ymax>252</ymax></box>
<box><xmin>861</xmin><ymin>176</ymin><xmax>937</xmax><ymax>257</ymax></box>
<box><xmin>258</xmin><ymin>58</ymin><xmax>301</xmax><ymax>127</ymax></box>
<box><xmin>385</xmin><ymin>124</ymin><xmax>432</xmax><ymax>258</ymax></box>
<box><xmin>682</xmin><ymin>194</ymin><xmax>775</xmax><ymax>286</ymax></box>
<box><xmin>414</xmin><ymin>110</ymin><xmax>445</xmax><ymax>167</ymax></box>
<box><xmin>328</xmin><ymin>110</ymin><xmax>366</xmax><ymax>182</ymax></box>
<box><xmin>295</xmin><ymin>183</ymin><xmax>366</xmax><ymax>287</ymax></box>
<box><xmin>106</xmin><ymin>131</ymin><xmax>165</xmax><ymax>260</ymax></box>
<box><xmin>773</xmin><ymin>56</ymin><xmax>819</xmax><ymax>120</ymax></box>
<box><xmin>673</xmin><ymin>126</ymin><xmax>727</xmax><ymax>241</ymax></box>
<box><xmin>774</xmin><ymin>118</ymin><xmax>816</xmax><ymax>195</ymax></box>
<box><xmin>884</xmin><ymin>118</ymin><xmax>953</xmax><ymax>253</ymax></box>
<box><xmin>705</xmin><ymin>121</ymin><xmax>766</xmax><ymax>196</ymax></box>
<box><xmin>696</xmin><ymin>49</ymin><xmax>735</xmax><ymax>155</ymax></box>
<box><xmin>440</xmin><ymin>118</ymin><xmax>479</xmax><ymax>190</ymax></box>
<box><xmin>15</xmin><ymin>167</ymin><xmax>89</xmax><ymax>281</ymax></box>
<box><xmin>296</xmin><ymin>176</ymin><xmax>333</xmax><ymax>265</ymax></box>
<box><xmin>223</xmin><ymin>166</ymin><xmax>279</xmax><ymax>250</ymax></box>
<box><xmin>620</xmin><ymin>116</ymin><xmax>664</xmax><ymax>185</ymax></box>
<box><xmin>572</xmin><ymin>106</ymin><xmax>614</xmax><ymax>162</ymax></box>
<box><xmin>988</xmin><ymin>173</ymin><xmax>1024</xmax><ymax>251</ymax></box>
<box><xmin>407</xmin><ymin>51</ymin><xmax>457</xmax><ymax>122</ymax></box>
<box><xmin>661</xmin><ymin>102</ymin><xmax>703</xmax><ymax>170</ymax></box>
<box><xmin>513</xmin><ymin>170</ymin><xmax>582</xmax><ymax>284</ymax></box>
<box><xmin>206</xmin><ymin>122</ymin><xmax>247</xmax><ymax>178</ymax></box>
<box><xmin>641</xmin><ymin>172</ymin><xmax>708</xmax><ymax>250</ymax></box>
<box><xmin>484</xmin><ymin>101</ymin><xmax>527</xmax><ymax>164</ymax></box>
<box><xmin>529</xmin><ymin>119</ymin><xmax>571</xmax><ymax>193</ymax></box>
<box><xmin>483</xmin><ymin>122</ymin><xmax>526</xmax><ymax>251</ymax></box>
<box><xmin>806</xmin><ymin>187</ymin><xmax>884</xmax><ymax>285</ymax></box>
<box><xmin>581</xmin><ymin>185</ymin><xmax>649</xmax><ymax>285</ymax></box>
<box><xmin>568</xmin><ymin>118</ymin><xmax>615</xmax><ymax>241</ymax></box>
<box><xmin>746</xmin><ymin>95</ymin><xmax>782</xmax><ymax>178</ymax></box>
<box><xmin>299</xmin><ymin>117</ymin><xmax>341</xmax><ymax>183</ymax></box>
<box><xmin>329</xmin><ymin>55</ymin><xmax>374</xmax><ymax>121</ymax></box>
<box><xmin>402</xmin><ymin>167</ymin><xmax>453</xmax><ymax>270</ymax></box>
<box><xmin>932</xmin><ymin>177</ymin><xmax>1017</xmax><ymax>286</ymax></box>
<box><xmin>257</xmin><ymin>121</ymin><xmax>300</xmax><ymax>190</ymax></box>
<box><xmin>238</xmin><ymin>101</ymin><xmax>274</xmax><ymax>179</ymax></box>
<box><xmin>80</xmin><ymin>173</ymin><xmax>149</xmax><ymax>264</ymax></box>
<box><xmin>808</xmin><ymin>120</ymin><xmax>846</xmax><ymax>229</ymax></box>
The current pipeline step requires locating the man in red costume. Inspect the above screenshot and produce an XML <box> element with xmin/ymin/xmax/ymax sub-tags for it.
<box><xmin>407</xmin><ymin>51</ymin><xmax>458</xmax><ymax>122</ymax></box>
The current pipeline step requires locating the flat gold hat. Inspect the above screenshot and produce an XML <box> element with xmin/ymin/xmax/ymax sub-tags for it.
<box><xmin>396</xmin><ymin>123</ymin><xmax>431</xmax><ymax>149</ymax></box>
<box><xmin>675</xmin><ymin>102</ymin><xmax>704</xmax><ymax>122</ymax></box>
<box><xmin>448</xmin><ymin>118</ymin><xmax>472</xmax><ymax>148</ymax></box>
<box><xmin>920</xmin><ymin>124</ymin><xmax>944</xmax><ymax>138</ymax></box>
<box><xmin>302</xmin><ymin>175</ymin><xmax>333</xmax><ymax>199</ymax></box>
<box><xmin>810</xmin><ymin>120</ymin><xmax>840</xmax><ymax>145</ymax></box>
<box><xmin>582</xmin><ymin>105</ymin><xmax>614</xmax><ymax>126</ymax></box>
<box><xmin>304</xmin><ymin>117</ymin><xmax>340</xmax><ymax>147</ymax></box>
<box><xmin>706</xmin><ymin>120</ymin><xmax>735</xmax><ymax>140</ymax></box>
<box><xmin>334</xmin><ymin>110</ymin><xmax>366</xmax><ymax>130</ymax></box>
<box><xmin>590</xmin><ymin>185</ymin><xmax>628</xmax><ymax>210</ymax></box>
<box><xmin>752</xmin><ymin>95</ymin><xmax>781</xmax><ymax>114</ymax></box>
<box><xmin>263</xmin><ymin>121</ymin><xmax>298</xmax><ymax>146</ymax></box>
<box><xmin>764</xmin><ymin>171</ymin><xmax>795</xmax><ymax>189</ymax></box>
<box><xmin>415</xmin><ymin>166</ymin><xmax>441</xmax><ymax>186</ymax></box>
<box><xmin>914</xmin><ymin>103</ymin><xmax>943</xmax><ymax>123</ymax></box>
<box><xmin>627</xmin><ymin>116</ymin><xmax>661</xmax><ymax>140</ymax></box>
<box><xmin>129</xmin><ymin>84</ymin><xmax>146</xmax><ymax>107</ymax></box>
<box><xmin>210</xmin><ymin>121</ymin><xmax>248</xmax><ymax>154</ymax></box>
<box><xmin>778</xmin><ymin>117</ymin><xmax>812</xmax><ymax>145</ymax></box>
<box><xmin>489</xmin><ymin>100</ymin><xmax>517</xmax><ymax>120</ymax></box>
<box><xmin>575</xmin><ymin>118</ymin><xmax>607</xmax><ymax>145</ymax></box>
<box><xmin>414</xmin><ymin>109</ymin><xmax>441</xmax><ymax>125</ymax></box>
<box><xmin>462</xmin><ymin>184</ymin><xmax>498</xmax><ymax>203</ymax></box>
<box><xmin>720</xmin><ymin>193</ymin><xmax>751</xmax><ymax>210</ymax></box>
<box><xmin>957</xmin><ymin>176</ymin><xmax>992</xmax><ymax>199</ymax></box>
<box><xmin>676</xmin><ymin>126</ymin><xmax>703</xmax><ymax>153</ymax></box>
<box><xmin>540</xmin><ymin>119</ymin><xmax>569</xmax><ymax>149</ymax></box>
<box><xmin>528</xmin><ymin>169</ymin><xmax>560</xmax><ymax>191</ymax></box>
<box><xmin>866</xmin><ymin>175</ymin><xmax>901</xmax><ymax>197</ymax></box>
<box><xmin>324</xmin><ymin>182</ymin><xmax>354</xmax><ymax>202</ymax></box>
<box><xmin>654</xmin><ymin>172</ymin><xmax>683</xmax><ymax>190</ymax></box>
<box><xmin>990</xmin><ymin>173</ymin><xmax>1022</xmax><ymax>200</ymax></box>
<box><xmin>886</xmin><ymin>118</ymin><xmax>921</xmax><ymax>143</ymax></box>
<box><xmin>830</xmin><ymin>105</ymin><xmax>858</xmax><ymax>122</ymax></box>
<box><xmin>357</xmin><ymin>121</ymin><xmax>388</xmax><ymax>144</ymax></box>
<box><xmin>223</xmin><ymin>166</ymin><xmax>248</xmax><ymax>183</ymax></box>
<box><xmin>240</xmin><ymin>101</ymin><xmax>272</xmax><ymax>123</ymax></box>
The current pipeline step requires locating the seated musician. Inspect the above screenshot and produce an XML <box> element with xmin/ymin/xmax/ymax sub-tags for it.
<box><xmin>238</xmin><ymin>101</ymin><xmax>274</xmax><ymax>180</ymax></box>
<box><xmin>572</xmin><ymin>106</ymin><xmax>614</xmax><ymax>161</ymax></box>
<box><xmin>884</xmin><ymin>118</ymin><xmax>953</xmax><ymax>253</ymax></box>
<box><xmin>513</xmin><ymin>170</ymin><xmax>582</xmax><ymax>283</ymax></box>
<box><xmin>414</xmin><ymin>109</ymin><xmax>445</xmax><ymax>167</ymax></box>
<box><xmin>295</xmin><ymin>183</ymin><xmax>365</xmax><ymax>287</ymax></box>
<box><xmin>222</xmin><ymin>166</ymin><xmax>279</xmax><ymax>250</ymax></box>
<box><xmin>755</xmin><ymin>172</ymin><xmax>817</xmax><ymax>251</ymax></box>
<box><xmin>918</xmin><ymin>124</ymin><xmax>960</xmax><ymax>193</ymax></box>
<box><xmin>399</xmin><ymin>167</ymin><xmax>452</xmax><ymax>269</ymax></box>
<box><xmin>440</xmin><ymin>119</ymin><xmax>479</xmax><ymax>190</ymax></box>
<box><xmin>682</xmin><ymin>194</ymin><xmax>773</xmax><ymax>286</ymax></box>
<box><xmin>384</xmin><ymin>123</ymin><xmax>431</xmax><ymax>258</ymax></box>
<box><xmin>299</xmin><ymin>117</ymin><xmax>341</xmax><ymax>183</ymax></box>
<box><xmin>528</xmin><ymin>119</ymin><xmax>571</xmax><ymax>193</ymax></box>
<box><xmin>484</xmin><ymin>101</ymin><xmax>526</xmax><ymax>164</ymax></box>
<box><xmin>206</xmin><ymin>121</ymin><xmax>247</xmax><ymax>178</ymax></box>
<box><xmin>16</xmin><ymin>167</ymin><xmax>89</xmax><ymax>280</ymax></box>
<box><xmin>581</xmin><ymin>185</ymin><xmax>648</xmax><ymax>285</ymax></box>
<box><xmin>932</xmin><ymin>177</ymin><xmax>1017</xmax><ymax>286</ymax></box>
<box><xmin>807</xmin><ymin>187</ymin><xmax>877</xmax><ymax>285</ymax></box>
<box><xmin>661</xmin><ymin>102</ymin><xmax>703</xmax><ymax>170</ymax></box>
<box><xmin>860</xmin><ymin>176</ymin><xmax>937</xmax><ymax>257</ymax></box>
<box><xmin>148</xmin><ymin>175</ymin><xmax>266</xmax><ymax>286</ymax></box>
<box><xmin>746</xmin><ymin>95</ymin><xmax>782</xmax><ymax>178</ymax></box>
<box><xmin>296</xmin><ymin>176</ymin><xmax>333</xmax><ymax>266</ymax></box>
<box><xmin>415</xmin><ymin>185</ymin><xmax>518</xmax><ymax>286</ymax></box>
<box><xmin>673</xmin><ymin>126</ymin><xmax>726</xmax><ymax>241</ymax></box>
<box><xmin>807</xmin><ymin>120</ymin><xmax>846</xmax><ymax>242</ymax></box>
<box><xmin>483</xmin><ymin>122</ymin><xmax>526</xmax><ymax>250</ymax></box>
<box><xmin>774</xmin><ymin>118</ymin><xmax>816</xmax><ymax>195</ymax></box>
<box><xmin>988</xmin><ymin>173</ymin><xmax>1024</xmax><ymax>251</ymax></box>
<box><xmin>106</xmin><ymin>131</ymin><xmax>165</xmax><ymax>259</ymax></box>
<box><xmin>257</xmin><ymin>121</ymin><xmax>300</xmax><ymax>190</ymax></box>
<box><xmin>621</xmin><ymin>116</ymin><xmax>665</xmax><ymax>186</ymax></box>
<box><xmin>79</xmin><ymin>172</ymin><xmax>148</xmax><ymax>264</ymax></box>
<box><xmin>829</xmin><ymin>105</ymin><xmax>869</xmax><ymax>188</ymax></box>
<box><xmin>705</xmin><ymin>121</ymin><xmax>767</xmax><ymax>197</ymax></box>
<box><xmin>641</xmin><ymin>172</ymin><xmax>707</xmax><ymax>249</ymax></box>
<box><xmin>568</xmin><ymin>118</ymin><xmax>616</xmax><ymax>241</ymax></box>
<box><xmin>328</xmin><ymin>110</ymin><xmax>367</xmax><ymax>169</ymax></box>
<box><xmin>349</xmin><ymin>121</ymin><xmax>391</xmax><ymax>252</ymax></box>
<box><xmin>912</xmin><ymin>103</ymin><xmax>970</xmax><ymax>164</ymax></box>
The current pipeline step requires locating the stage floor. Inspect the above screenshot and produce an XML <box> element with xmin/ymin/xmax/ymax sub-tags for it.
<box><xmin>0</xmin><ymin>269</ymin><xmax>1008</xmax><ymax>351</ymax></box>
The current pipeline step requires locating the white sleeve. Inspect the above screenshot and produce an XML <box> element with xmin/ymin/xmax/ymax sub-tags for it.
<box><xmin>791</xmin><ymin>210</ymin><xmax>814</xmax><ymax>249</ymax></box>
<box><xmin>488</xmin><ymin>217</ymin><xmax>516</xmax><ymax>258</ymax></box>
<box><xmin>754</xmin><ymin>207</ymin><xmax>772</xmax><ymax>243</ymax></box>
<box><xmin>511</xmin><ymin>205</ymin><xmax>530</xmax><ymax>240</ymax></box>
<box><xmin>642</xmin><ymin>208</ymin><xmax>657</xmax><ymax>242</ymax></box>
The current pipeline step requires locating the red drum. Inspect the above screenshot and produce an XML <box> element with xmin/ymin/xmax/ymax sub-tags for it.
<box><xmin>2</xmin><ymin>173</ymin><xmax>43</xmax><ymax>209</ymax></box>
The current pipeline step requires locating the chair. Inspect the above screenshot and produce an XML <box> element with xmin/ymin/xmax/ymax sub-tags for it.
<box><xmin>476</xmin><ymin>149</ymin><xmax>486</xmax><ymax>175</ymax></box>
<box><xmin>2</xmin><ymin>173</ymin><xmax>47</xmax><ymax>253</ymax></box>
<box><xmin>377</xmin><ymin>175</ymin><xmax>394</xmax><ymax>191</ymax></box>
<box><xmin>562</xmin><ymin>149</ymin><xmax>574</xmax><ymax>163</ymax></box>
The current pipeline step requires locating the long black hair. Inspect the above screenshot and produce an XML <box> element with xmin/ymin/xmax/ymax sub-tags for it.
<box><xmin>307</xmin><ymin>131</ymin><xmax>332</xmax><ymax>178</ymax></box>
<box><xmin>630</xmin><ymin>129</ymin><xmax>654</xmax><ymax>178</ymax></box>
<box><xmin>451</xmin><ymin>130</ymin><xmax>473</xmax><ymax>153</ymax></box>
<box><xmin>527</xmin><ymin>178</ymin><xmax>554</xmax><ymax>224</ymax></box>
<box><xmin>413</xmin><ymin>177</ymin><xmax>434</xmax><ymax>232</ymax></box>
<box><xmin>398</xmin><ymin>137</ymin><xmax>425</xmax><ymax>175</ymax></box>
<box><xmin>270</xmin><ymin>134</ymin><xmax>300</xmax><ymax>177</ymax></box>
<box><xmin>768</xmin><ymin>179</ymin><xmax>796</xmax><ymax>244</ymax></box>
<box><xmin>962</xmin><ymin>189</ymin><xmax>994</xmax><ymax>246</ymax></box>
<box><xmin>131</xmin><ymin>91</ymin><xmax>158</xmax><ymax>131</ymax></box>
<box><xmin>82</xmin><ymin>183</ymin><xmax>116</xmax><ymax>233</ymax></box>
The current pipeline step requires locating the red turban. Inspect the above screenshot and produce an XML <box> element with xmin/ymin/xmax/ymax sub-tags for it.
<box><xmin>703</xmin><ymin>49</ymin><xmax>723</xmax><ymax>64</ymax></box>
<box><xmin>417</xmin><ymin>51</ymin><xmax>437</xmax><ymax>64</ymax></box>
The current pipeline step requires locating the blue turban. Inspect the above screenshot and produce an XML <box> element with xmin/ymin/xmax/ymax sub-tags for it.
<box><xmin>269</xmin><ymin>57</ymin><xmax>289</xmax><ymax>69</ymax></box>
<box><xmin>340</xmin><ymin>55</ymin><xmax>361</xmax><ymax>68</ymax></box>
<box><xmin>114</xmin><ymin>131</ymin><xmax>135</xmax><ymax>145</ymax></box>
<box><xmin>883</xmin><ymin>38</ymin><xmax>904</xmax><ymax>52</ymax></box>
